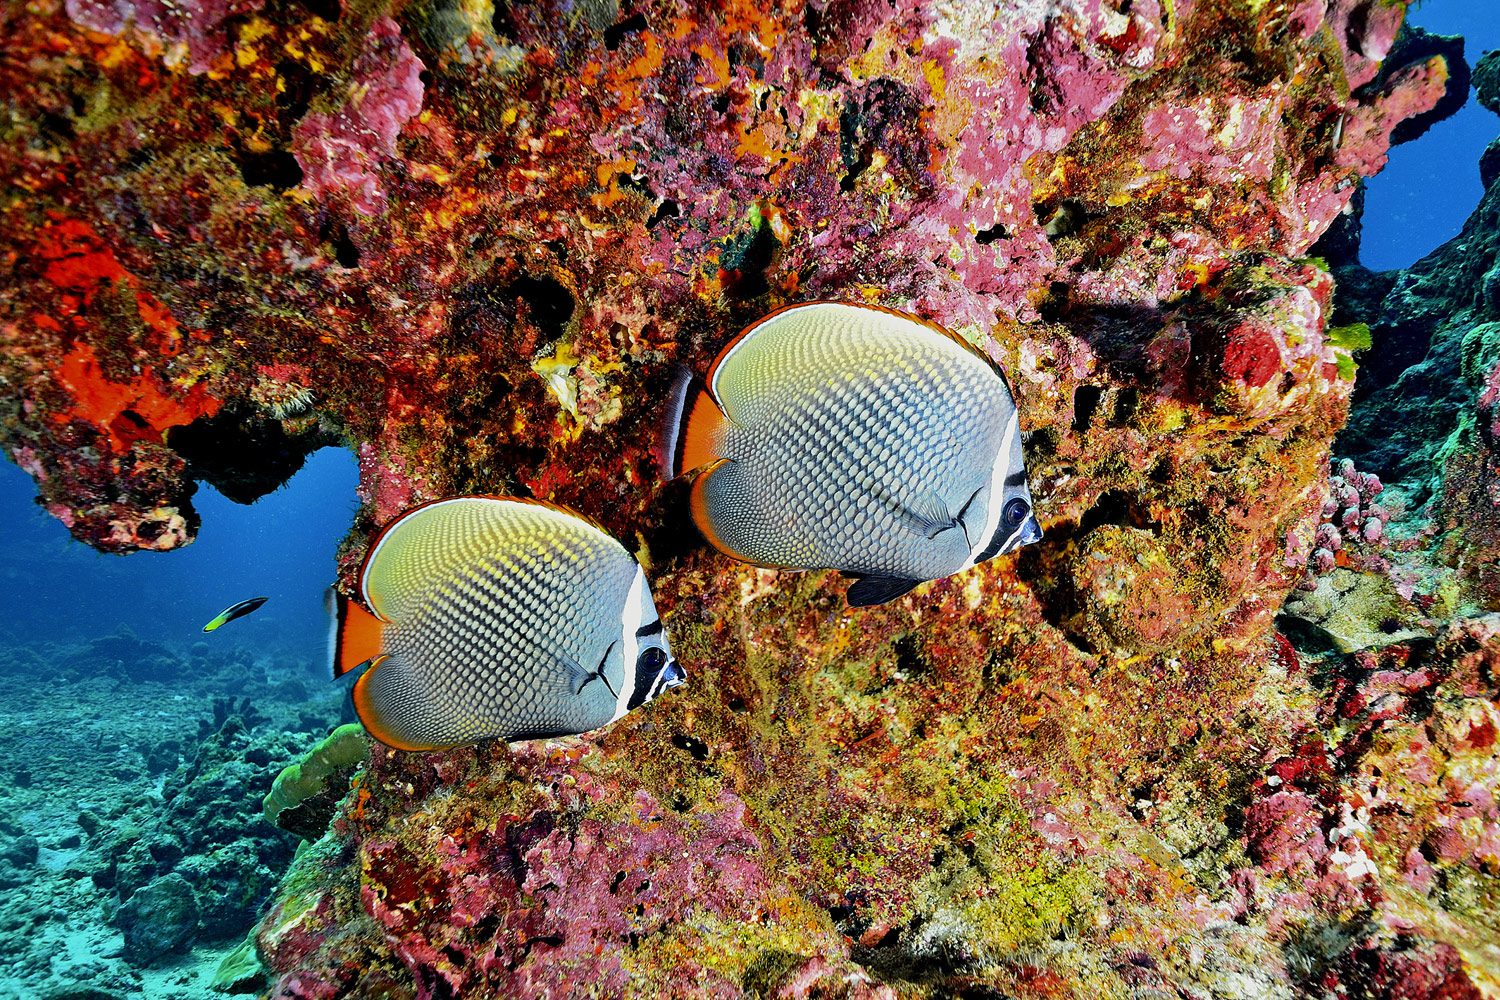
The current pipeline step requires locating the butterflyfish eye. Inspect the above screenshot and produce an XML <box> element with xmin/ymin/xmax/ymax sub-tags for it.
<box><xmin>638</xmin><ymin>646</ymin><xmax>667</xmax><ymax>673</ymax></box>
<box><xmin>1003</xmin><ymin>497</ymin><xmax>1030</xmax><ymax>526</ymax></box>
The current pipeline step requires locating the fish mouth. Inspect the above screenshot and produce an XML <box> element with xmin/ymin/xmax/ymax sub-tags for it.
<box><xmin>975</xmin><ymin>512</ymin><xmax>1044</xmax><ymax>563</ymax></box>
<box><xmin>645</xmin><ymin>660</ymin><xmax>687</xmax><ymax>702</ymax></box>
<box><xmin>660</xmin><ymin>661</ymin><xmax>687</xmax><ymax>690</ymax></box>
<box><xmin>1017</xmin><ymin>515</ymin><xmax>1043</xmax><ymax>548</ymax></box>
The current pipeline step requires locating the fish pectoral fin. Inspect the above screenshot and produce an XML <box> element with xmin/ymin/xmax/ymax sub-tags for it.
<box><xmin>563</xmin><ymin>642</ymin><xmax>619</xmax><ymax>698</ymax></box>
<box><xmin>846</xmin><ymin>575</ymin><xmax>923</xmax><ymax>607</ymax></box>
<box><xmin>874</xmin><ymin>486</ymin><xmax>954</xmax><ymax>540</ymax></box>
<box><xmin>905</xmin><ymin>488</ymin><xmax>958</xmax><ymax>539</ymax></box>
<box><xmin>563</xmin><ymin>653</ymin><xmax>593</xmax><ymax>696</ymax></box>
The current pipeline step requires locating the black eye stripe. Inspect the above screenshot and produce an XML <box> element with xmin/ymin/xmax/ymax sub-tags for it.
<box><xmin>635</xmin><ymin>618</ymin><xmax>663</xmax><ymax>637</ymax></box>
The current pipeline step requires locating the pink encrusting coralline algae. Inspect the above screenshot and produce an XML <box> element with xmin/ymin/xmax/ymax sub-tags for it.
<box><xmin>291</xmin><ymin>17</ymin><xmax>426</xmax><ymax>216</ymax></box>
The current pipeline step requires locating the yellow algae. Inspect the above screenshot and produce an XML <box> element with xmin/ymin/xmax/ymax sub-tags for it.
<box><xmin>532</xmin><ymin>342</ymin><xmax>581</xmax><ymax>416</ymax></box>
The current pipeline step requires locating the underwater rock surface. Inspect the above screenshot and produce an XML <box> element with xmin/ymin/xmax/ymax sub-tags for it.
<box><xmin>1</xmin><ymin>0</ymin><xmax>1496</xmax><ymax>996</ymax></box>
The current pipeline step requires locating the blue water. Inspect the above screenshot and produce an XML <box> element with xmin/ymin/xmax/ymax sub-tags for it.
<box><xmin>1361</xmin><ymin>0</ymin><xmax>1500</xmax><ymax>271</ymax></box>
<box><xmin>0</xmin><ymin>447</ymin><xmax>358</xmax><ymax>663</ymax></box>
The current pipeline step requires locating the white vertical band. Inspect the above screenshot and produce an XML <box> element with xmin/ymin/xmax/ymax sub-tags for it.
<box><xmin>610</xmin><ymin>566</ymin><xmax>647</xmax><ymax>722</ymax></box>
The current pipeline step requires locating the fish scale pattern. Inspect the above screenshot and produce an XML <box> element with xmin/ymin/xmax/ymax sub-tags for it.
<box><xmin>360</xmin><ymin>500</ymin><xmax>637</xmax><ymax>747</ymax></box>
<box><xmin>703</xmin><ymin>306</ymin><xmax>1014</xmax><ymax>581</ymax></box>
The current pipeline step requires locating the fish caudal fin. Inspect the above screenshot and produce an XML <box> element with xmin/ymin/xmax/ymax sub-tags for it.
<box><xmin>657</xmin><ymin>366</ymin><xmax>699</xmax><ymax>480</ymax></box>
<box><xmin>660</xmin><ymin>371</ymin><xmax>729</xmax><ymax>480</ymax></box>
<box><xmin>846</xmin><ymin>575</ymin><xmax>923</xmax><ymax>607</ymax></box>
<box><xmin>328</xmin><ymin>590</ymin><xmax>388</xmax><ymax>679</ymax></box>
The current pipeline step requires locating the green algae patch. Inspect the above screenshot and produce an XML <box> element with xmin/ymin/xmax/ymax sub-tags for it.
<box><xmin>963</xmin><ymin>863</ymin><xmax>1096</xmax><ymax>949</ymax></box>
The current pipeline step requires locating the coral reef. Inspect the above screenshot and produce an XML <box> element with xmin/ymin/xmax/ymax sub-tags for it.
<box><xmin>2</xmin><ymin>0</ymin><xmax>1497</xmax><ymax>996</ymax></box>
<box><xmin>0</xmin><ymin>630</ymin><xmax>347</xmax><ymax>997</ymax></box>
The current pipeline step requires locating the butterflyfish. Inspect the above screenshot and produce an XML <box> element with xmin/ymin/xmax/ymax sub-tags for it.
<box><xmin>662</xmin><ymin>301</ymin><xmax>1043</xmax><ymax>606</ymax></box>
<box><xmin>202</xmin><ymin>596</ymin><xmax>268</xmax><ymax>632</ymax></box>
<box><xmin>328</xmin><ymin>496</ymin><xmax>683</xmax><ymax>751</ymax></box>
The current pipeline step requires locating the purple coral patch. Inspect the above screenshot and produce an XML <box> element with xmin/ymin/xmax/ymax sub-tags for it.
<box><xmin>292</xmin><ymin>17</ymin><xmax>425</xmax><ymax>216</ymax></box>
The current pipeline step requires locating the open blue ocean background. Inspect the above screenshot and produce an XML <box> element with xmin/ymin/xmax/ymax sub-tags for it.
<box><xmin>0</xmin><ymin>449</ymin><xmax>359</xmax><ymax>664</ymax></box>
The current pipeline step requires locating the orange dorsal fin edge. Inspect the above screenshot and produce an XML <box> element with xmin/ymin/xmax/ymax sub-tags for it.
<box><xmin>329</xmin><ymin>592</ymin><xmax>388</xmax><ymax>678</ymax></box>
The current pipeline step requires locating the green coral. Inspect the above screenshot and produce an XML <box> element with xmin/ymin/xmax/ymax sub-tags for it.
<box><xmin>263</xmin><ymin>724</ymin><xmax>370</xmax><ymax>839</ymax></box>
<box><xmin>209</xmin><ymin>933</ymin><xmax>267</xmax><ymax>994</ymax></box>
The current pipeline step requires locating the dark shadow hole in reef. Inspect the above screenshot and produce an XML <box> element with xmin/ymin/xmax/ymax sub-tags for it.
<box><xmin>1072</xmin><ymin>385</ymin><xmax>1103</xmax><ymax>432</ymax></box>
<box><xmin>321</xmin><ymin>219</ymin><xmax>359</xmax><ymax>268</ymax></box>
<box><xmin>838</xmin><ymin>98</ymin><xmax>873</xmax><ymax>191</ymax></box>
<box><xmin>604</xmin><ymin>12</ymin><xmax>648</xmax><ymax>49</ymax></box>
<box><xmin>237</xmin><ymin>150</ymin><xmax>303</xmax><ymax>192</ymax></box>
<box><xmin>617</xmin><ymin>173</ymin><xmax>653</xmax><ymax>199</ymax></box>
<box><xmin>670</xmin><ymin>733</ymin><xmax>709</xmax><ymax>761</ymax></box>
<box><xmin>416</xmin><ymin>965</ymin><xmax>460</xmax><ymax>1000</ymax></box>
<box><xmin>274</xmin><ymin>60</ymin><xmax>317</xmax><ymax>124</ymax></box>
<box><xmin>1077</xmin><ymin>489</ymin><xmax>1162</xmax><ymax>535</ymax></box>
<box><xmin>717</xmin><ymin>222</ymin><xmax>778</xmax><ymax>300</ymax></box>
<box><xmin>302</xmin><ymin>0</ymin><xmax>339</xmax><ymax>22</ymax></box>
<box><xmin>1038</xmin><ymin>280</ymin><xmax>1070</xmax><ymax>322</ymax></box>
<box><xmin>491</xmin><ymin>0</ymin><xmax>511</xmax><ymax>35</ymax></box>
<box><xmin>39</xmin><ymin>109</ymin><xmax>75</xmax><ymax>144</ymax></box>
<box><xmin>892</xmin><ymin>632</ymin><xmax>929</xmax><ymax>679</ymax></box>
<box><xmin>507</xmin><ymin>274</ymin><xmax>575</xmax><ymax>340</ymax></box>
<box><xmin>168</xmin><ymin>406</ymin><xmax>339</xmax><ymax>505</ymax></box>
<box><xmin>1113</xmin><ymin>386</ymin><xmax>1140</xmax><ymax>424</ymax></box>
<box><xmin>646</xmin><ymin>198</ymin><xmax>680</xmax><ymax>229</ymax></box>
<box><xmin>974</xmin><ymin>223</ymin><xmax>1008</xmax><ymax>245</ymax></box>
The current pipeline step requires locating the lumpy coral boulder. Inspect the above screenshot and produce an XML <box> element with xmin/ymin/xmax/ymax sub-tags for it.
<box><xmin>2</xmin><ymin>0</ymin><xmax>1496</xmax><ymax>996</ymax></box>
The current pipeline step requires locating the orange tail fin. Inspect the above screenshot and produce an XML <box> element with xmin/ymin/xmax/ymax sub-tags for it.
<box><xmin>327</xmin><ymin>590</ymin><xmax>387</xmax><ymax>678</ymax></box>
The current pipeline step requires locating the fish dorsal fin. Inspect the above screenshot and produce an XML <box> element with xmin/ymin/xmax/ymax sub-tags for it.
<box><xmin>846</xmin><ymin>575</ymin><xmax>923</xmax><ymax>607</ymax></box>
<box><xmin>705</xmin><ymin>301</ymin><xmax>1013</xmax><ymax>416</ymax></box>
<box><xmin>359</xmin><ymin>495</ymin><xmax>623</xmax><ymax>619</ymax></box>
<box><xmin>675</xmin><ymin>390</ymin><xmax>730</xmax><ymax>479</ymax></box>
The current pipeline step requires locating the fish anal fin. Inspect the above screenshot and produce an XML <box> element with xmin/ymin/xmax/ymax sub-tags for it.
<box><xmin>330</xmin><ymin>592</ymin><xmax>387</xmax><ymax>678</ymax></box>
<box><xmin>678</xmin><ymin>390</ymin><xmax>730</xmax><ymax>478</ymax></box>
<box><xmin>689</xmin><ymin>459</ymin><xmax>771</xmax><ymax>567</ymax></box>
<box><xmin>351</xmin><ymin>655</ymin><xmax>442</xmax><ymax>752</ymax></box>
<box><xmin>846</xmin><ymin>575</ymin><xmax>923</xmax><ymax>607</ymax></box>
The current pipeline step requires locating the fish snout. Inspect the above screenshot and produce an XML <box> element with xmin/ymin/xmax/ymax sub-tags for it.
<box><xmin>660</xmin><ymin>660</ymin><xmax>687</xmax><ymax>690</ymax></box>
<box><xmin>1018</xmin><ymin>515</ymin><xmax>1043</xmax><ymax>548</ymax></box>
